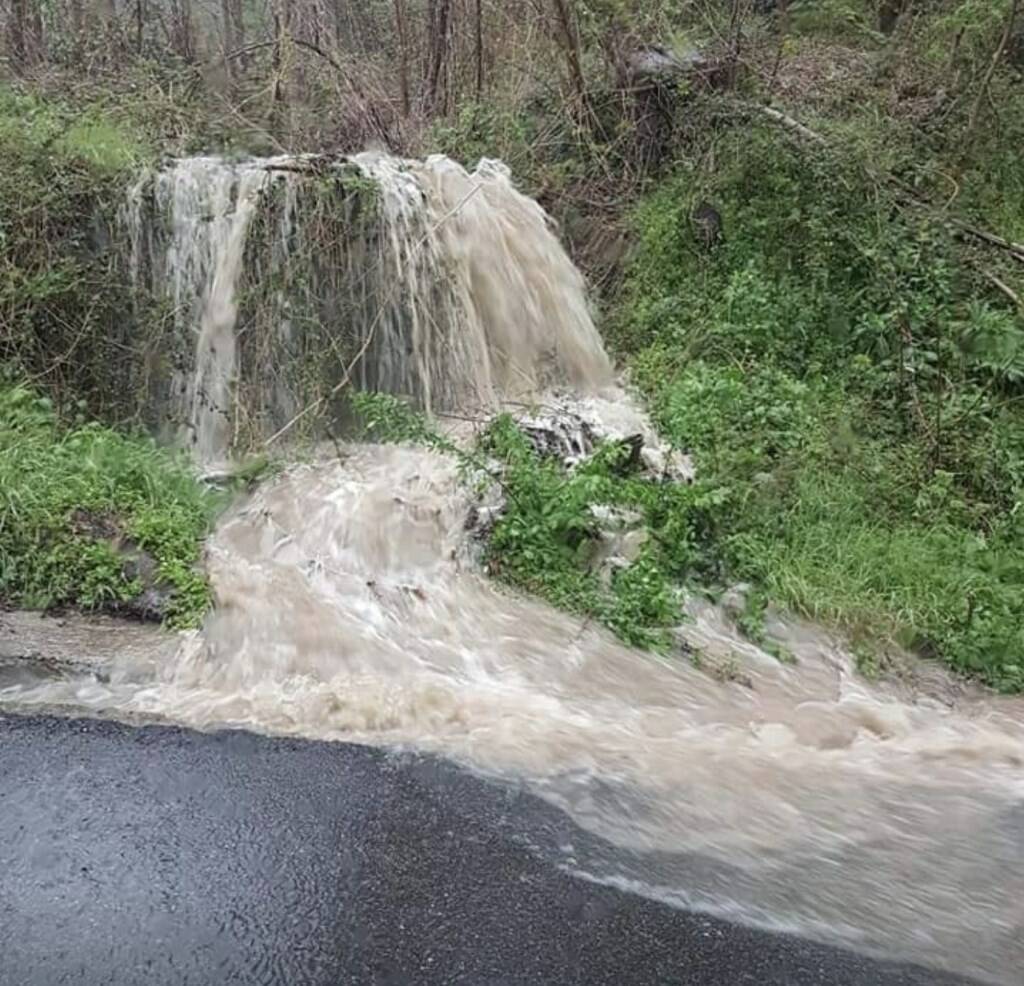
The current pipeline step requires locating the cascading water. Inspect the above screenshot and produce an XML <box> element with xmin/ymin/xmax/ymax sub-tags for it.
<box><xmin>4</xmin><ymin>154</ymin><xmax>1022</xmax><ymax>983</ymax></box>
<box><xmin>121</xmin><ymin>152</ymin><xmax>613</xmax><ymax>465</ymax></box>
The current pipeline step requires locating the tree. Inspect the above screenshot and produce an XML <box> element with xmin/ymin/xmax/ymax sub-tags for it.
<box><xmin>393</xmin><ymin>0</ymin><xmax>411</xmax><ymax>116</ymax></box>
<box><xmin>8</xmin><ymin>0</ymin><xmax>44</xmax><ymax>68</ymax></box>
<box><xmin>222</xmin><ymin>0</ymin><xmax>245</xmax><ymax>75</ymax></box>
<box><xmin>425</xmin><ymin>0</ymin><xmax>454</xmax><ymax>114</ymax></box>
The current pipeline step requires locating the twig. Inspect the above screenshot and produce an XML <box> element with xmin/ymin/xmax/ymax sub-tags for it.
<box><xmin>981</xmin><ymin>269</ymin><xmax>1023</xmax><ymax>310</ymax></box>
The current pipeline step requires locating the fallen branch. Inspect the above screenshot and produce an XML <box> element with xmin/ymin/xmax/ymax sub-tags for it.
<box><xmin>981</xmin><ymin>269</ymin><xmax>1023</xmax><ymax>310</ymax></box>
<box><xmin>736</xmin><ymin>101</ymin><xmax>828</xmax><ymax>145</ymax></box>
<box><xmin>950</xmin><ymin>221</ymin><xmax>1024</xmax><ymax>264</ymax></box>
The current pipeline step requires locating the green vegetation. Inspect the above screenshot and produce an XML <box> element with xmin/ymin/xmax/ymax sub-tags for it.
<box><xmin>0</xmin><ymin>382</ymin><xmax>219</xmax><ymax>628</ymax></box>
<box><xmin>0</xmin><ymin>90</ymin><xmax>219</xmax><ymax>627</ymax></box>
<box><xmin>478</xmin><ymin>416</ymin><xmax>722</xmax><ymax>650</ymax></box>
<box><xmin>611</xmin><ymin>120</ymin><xmax>1024</xmax><ymax>692</ymax></box>
<box><xmin>419</xmin><ymin>13</ymin><xmax>1024</xmax><ymax>691</ymax></box>
<box><xmin>0</xmin><ymin>86</ymin><xmax>152</xmax><ymax>420</ymax></box>
<box><xmin>3</xmin><ymin>2</ymin><xmax>1022</xmax><ymax>690</ymax></box>
<box><xmin>354</xmin><ymin>392</ymin><xmax>721</xmax><ymax>651</ymax></box>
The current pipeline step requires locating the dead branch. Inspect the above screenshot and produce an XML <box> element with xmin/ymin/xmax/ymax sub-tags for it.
<box><xmin>981</xmin><ymin>269</ymin><xmax>1023</xmax><ymax>309</ymax></box>
<box><xmin>729</xmin><ymin>99</ymin><xmax>827</xmax><ymax>144</ymax></box>
<box><xmin>950</xmin><ymin>221</ymin><xmax>1024</xmax><ymax>264</ymax></box>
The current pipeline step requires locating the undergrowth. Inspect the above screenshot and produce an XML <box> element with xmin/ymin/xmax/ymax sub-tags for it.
<box><xmin>0</xmin><ymin>85</ymin><xmax>152</xmax><ymax>419</ymax></box>
<box><xmin>616</xmin><ymin>123</ymin><xmax>1024</xmax><ymax>692</ymax></box>
<box><xmin>0</xmin><ymin>382</ymin><xmax>219</xmax><ymax>628</ymax></box>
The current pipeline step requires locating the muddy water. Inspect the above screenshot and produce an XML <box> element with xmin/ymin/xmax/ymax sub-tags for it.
<box><xmin>3</xmin><ymin>444</ymin><xmax>1022</xmax><ymax>983</ymax></box>
<box><xmin>121</xmin><ymin>154</ymin><xmax>613</xmax><ymax>465</ymax></box>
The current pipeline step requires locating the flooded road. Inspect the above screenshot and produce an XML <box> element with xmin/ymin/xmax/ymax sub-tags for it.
<box><xmin>2</xmin><ymin>448</ymin><xmax>1022</xmax><ymax>984</ymax></box>
<box><xmin>3</xmin><ymin>149</ymin><xmax>1022</xmax><ymax>984</ymax></box>
<box><xmin>0</xmin><ymin>713</ymin><xmax>982</xmax><ymax>986</ymax></box>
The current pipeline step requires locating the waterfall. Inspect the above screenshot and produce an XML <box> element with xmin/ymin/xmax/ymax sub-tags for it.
<box><xmin>121</xmin><ymin>153</ymin><xmax>613</xmax><ymax>465</ymax></box>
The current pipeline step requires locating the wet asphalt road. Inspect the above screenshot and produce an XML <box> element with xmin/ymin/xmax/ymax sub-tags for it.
<box><xmin>0</xmin><ymin>714</ymin><xmax>978</xmax><ymax>986</ymax></box>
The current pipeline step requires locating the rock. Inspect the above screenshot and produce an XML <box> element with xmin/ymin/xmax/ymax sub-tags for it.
<box><xmin>619</xmin><ymin>529</ymin><xmax>650</xmax><ymax>564</ymax></box>
<box><xmin>113</xmin><ymin>546</ymin><xmax>176</xmax><ymax>622</ymax></box>
<box><xmin>512</xmin><ymin>395</ymin><xmax>695</xmax><ymax>484</ymax></box>
<box><xmin>69</xmin><ymin>509</ymin><xmax>176</xmax><ymax>622</ymax></box>
<box><xmin>587</xmin><ymin>505</ymin><xmax>650</xmax><ymax>587</ymax></box>
<box><xmin>613</xmin><ymin>434</ymin><xmax>645</xmax><ymax>475</ymax></box>
<box><xmin>625</xmin><ymin>45</ymin><xmax>703</xmax><ymax>84</ymax></box>
<box><xmin>588</xmin><ymin>505</ymin><xmax>644</xmax><ymax>531</ymax></box>
<box><xmin>720</xmin><ymin>583</ymin><xmax>752</xmax><ymax>621</ymax></box>
<box><xmin>692</xmin><ymin>202</ymin><xmax>723</xmax><ymax>251</ymax></box>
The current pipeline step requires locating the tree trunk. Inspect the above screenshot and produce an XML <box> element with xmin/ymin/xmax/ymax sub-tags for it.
<box><xmin>425</xmin><ymin>0</ymin><xmax>454</xmax><ymax>115</ymax></box>
<box><xmin>271</xmin><ymin>0</ymin><xmax>294</xmax><ymax>140</ymax></box>
<box><xmin>777</xmin><ymin>0</ymin><xmax>790</xmax><ymax>34</ymax></box>
<box><xmin>222</xmin><ymin>0</ymin><xmax>244</xmax><ymax>75</ymax></box>
<box><xmin>168</xmin><ymin>0</ymin><xmax>194</xmax><ymax>60</ymax></box>
<box><xmin>393</xmin><ymin>0</ymin><xmax>411</xmax><ymax>116</ymax></box>
<box><xmin>8</xmin><ymin>0</ymin><xmax>28</xmax><ymax>68</ymax></box>
<box><xmin>550</xmin><ymin>0</ymin><xmax>589</xmax><ymax>119</ymax></box>
<box><xmin>878</xmin><ymin>0</ymin><xmax>907</xmax><ymax>35</ymax></box>
<box><xmin>8</xmin><ymin>0</ymin><xmax>47</xmax><ymax>66</ymax></box>
<box><xmin>135</xmin><ymin>0</ymin><xmax>145</xmax><ymax>52</ymax></box>
<box><xmin>475</xmin><ymin>0</ymin><xmax>485</xmax><ymax>99</ymax></box>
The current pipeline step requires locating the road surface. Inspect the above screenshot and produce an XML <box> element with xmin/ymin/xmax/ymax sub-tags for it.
<box><xmin>0</xmin><ymin>713</ymin><xmax>978</xmax><ymax>985</ymax></box>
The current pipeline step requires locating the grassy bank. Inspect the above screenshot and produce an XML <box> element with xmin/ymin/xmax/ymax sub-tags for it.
<box><xmin>604</xmin><ymin>119</ymin><xmax>1023</xmax><ymax>691</ymax></box>
<box><xmin>0</xmin><ymin>382</ymin><xmax>218</xmax><ymax>627</ymax></box>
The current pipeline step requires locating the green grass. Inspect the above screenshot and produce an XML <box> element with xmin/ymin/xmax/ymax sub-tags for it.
<box><xmin>0</xmin><ymin>86</ymin><xmax>147</xmax><ymax>174</ymax></box>
<box><xmin>642</xmin><ymin>358</ymin><xmax>1024</xmax><ymax>690</ymax></box>
<box><xmin>612</xmin><ymin>121</ymin><xmax>1024</xmax><ymax>691</ymax></box>
<box><xmin>0</xmin><ymin>382</ymin><xmax>220</xmax><ymax>627</ymax></box>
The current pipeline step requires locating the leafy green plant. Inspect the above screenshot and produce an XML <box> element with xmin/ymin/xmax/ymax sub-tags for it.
<box><xmin>614</xmin><ymin>118</ymin><xmax>1024</xmax><ymax>690</ymax></box>
<box><xmin>352</xmin><ymin>390</ymin><xmax>727</xmax><ymax>652</ymax></box>
<box><xmin>0</xmin><ymin>382</ymin><xmax>220</xmax><ymax>627</ymax></box>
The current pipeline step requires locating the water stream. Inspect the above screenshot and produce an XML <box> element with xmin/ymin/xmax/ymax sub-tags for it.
<box><xmin>3</xmin><ymin>153</ymin><xmax>1022</xmax><ymax>983</ymax></box>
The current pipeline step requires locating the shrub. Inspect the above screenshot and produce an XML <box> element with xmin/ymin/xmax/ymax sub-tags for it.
<box><xmin>0</xmin><ymin>382</ymin><xmax>219</xmax><ymax>627</ymax></box>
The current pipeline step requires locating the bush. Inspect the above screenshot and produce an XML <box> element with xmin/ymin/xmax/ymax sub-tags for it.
<box><xmin>0</xmin><ymin>382</ymin><xmax>219</xmax><ymax>627</ymax></box>
<box><xmin>616</xmin><ymin>123</ymin><xmax>1024</xmax><ymax>689</ymax></box>
<box><xmin>0</xmin><ymin>86</ymin><xmax>149</xmax><ymax>418</ymax></box>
